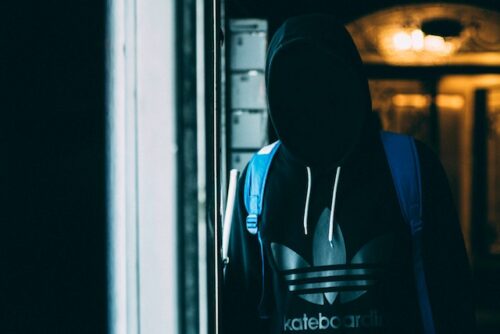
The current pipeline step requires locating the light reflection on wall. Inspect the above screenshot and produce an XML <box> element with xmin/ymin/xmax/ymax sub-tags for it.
<box><xmin>391</xmin><ymin>93</ymin><xmax>465</xmax><ymax>109</ymax></box>
<box><xmin>439</xmin><ymin>75</ymin><xmax>500</xmax><ymax>255</ymax></box>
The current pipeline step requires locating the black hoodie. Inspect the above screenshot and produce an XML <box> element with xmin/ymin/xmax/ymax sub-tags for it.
<box><xmin>222</xmin><ymin>14</ymin><xmax>475</xmax><ymax>334</ymax></box>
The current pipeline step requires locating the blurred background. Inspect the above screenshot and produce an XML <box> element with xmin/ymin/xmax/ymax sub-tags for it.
<box><xmin>3</xmin><ymin>0</ymin><xmax>499</xmax><ymax>333</ymax></box>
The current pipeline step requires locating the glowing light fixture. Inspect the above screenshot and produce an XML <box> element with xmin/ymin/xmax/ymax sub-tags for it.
<box><xmin>393</xmin><ymin>31</ymin><xmax>412</xmax><ymax>51</ymax></box>
<box><xmin>424</xmin><ymin>35</ymin><xmax>454</xmax><ymax>54</ymax></box>
<box><xmin>347</xmin><ymin>5</ymin><xmax>500</xmax><ymax>65</ymax></box>
<box><xmin>390</xmin><ymin>29</ymin><xmax>456</xmax><ymax>55</ymax></box>
<box><xmin>411</xmin><ymin>29</ymin><xmax>425</xmax><ymax>51</ymax></box>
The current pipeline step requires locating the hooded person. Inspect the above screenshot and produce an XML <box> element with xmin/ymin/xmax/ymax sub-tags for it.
<box><xmin>221</xmin><ymin>14</ymin><xmax>475</xmax><ymax>334</ymax></box>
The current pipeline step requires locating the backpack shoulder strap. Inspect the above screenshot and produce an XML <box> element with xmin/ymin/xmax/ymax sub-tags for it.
<box><xmin>244</xmin><ymin>140</ymin><xmax>281</xmax><ymax>235</ymax></box>
<box><xmin>380</xmin><ymin>130</ymin><xmax>436</xmax><ymax>334</ymax></box>
<box><xmin>242</xmin><ymin>141</ymin><xmax>281</xmax><ymax>319</ymax></box>
<box><xmin>380</xmin><ymin>131</ymin><xmax>422</xmax><ymax>224</ymax></box>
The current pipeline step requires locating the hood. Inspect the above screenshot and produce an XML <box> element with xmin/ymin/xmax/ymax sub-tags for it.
<box><xmin>265</xmin><ymin>14</ymin><xmax>372</xmax><ymax>170</ymax></box>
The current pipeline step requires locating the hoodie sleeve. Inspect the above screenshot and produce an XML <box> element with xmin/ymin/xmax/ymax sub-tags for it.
<box><xmin>220</xmin><ymin>167</ymin><xmax>270</xmax><ymax>334</ymax></box>
<box><xmin>416</xmin><ymin>141</ymin><xmax>476</xmax><ymax>333</ymax></box>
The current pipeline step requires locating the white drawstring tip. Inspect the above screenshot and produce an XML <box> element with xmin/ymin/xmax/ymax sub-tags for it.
<box><xmin>328</xmin><ymin>220</ymin><xmax>334</xmax><ymax>246</ymax></box>
<box><xmin>328</xmin><ymin>166</ymin><xmax>341</xmax><ymax>248</ymax></box>
<box><xmin>303</xmin><ymin>166</ymin><xmax>312</xmax><ymax>236</ymax></box>
<box><xmin>328</xmin><ymin>218</ymin><xmax>334</xmax><ymax>248</ymax></box>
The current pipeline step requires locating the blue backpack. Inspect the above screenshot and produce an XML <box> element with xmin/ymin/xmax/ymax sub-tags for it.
<box><xmin>243</xmin><ymin>130</ymin><xmax>436</xmax><ymax>334</ymax></box>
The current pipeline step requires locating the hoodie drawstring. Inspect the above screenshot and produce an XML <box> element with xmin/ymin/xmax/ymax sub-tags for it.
<box><xmin>329</xmin><ymin>166</ymin><xmax>341</xmax><ymax>247</ymax></box>
<box><xmin>303</xmin><ymin>165</ymin><xmax>341</xmax><ymax>247</ymax></box>
<box><xmin>303</xmin><ymin>166</ymin><xmax>312</xmax><ymax>235</ymax></box>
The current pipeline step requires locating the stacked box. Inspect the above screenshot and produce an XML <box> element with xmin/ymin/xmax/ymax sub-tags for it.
<box><xmin>228</xmin><ymin>19</ymin><xmax>269</xmax><ymax>170</ymax></box>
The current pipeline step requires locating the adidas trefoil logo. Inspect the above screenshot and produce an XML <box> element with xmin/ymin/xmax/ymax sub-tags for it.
<box><xmin>271</xmin><ymin>208</ymin><xmax>393</xmax><ymax>306</ymax></box>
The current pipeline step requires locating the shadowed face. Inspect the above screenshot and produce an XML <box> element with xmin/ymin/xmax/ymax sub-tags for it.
<box><xmin>267</xmin><ymin>42</ymin><xmax>368</xmax><ymax>168</ymax></box>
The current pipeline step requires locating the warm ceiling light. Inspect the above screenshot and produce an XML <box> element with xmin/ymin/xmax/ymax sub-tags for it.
<box><xmin>392</xmin><ymin>31</ymin><xmax>412</xmax><ymax>51</ymax></box>
<box><xmin>346</xmin><ymin>4</ymin><xmax>500</xmax><ymax>66</ymax></box>
<box><xmin>390</xmin><ymin>28</ymin><xmax>456</xmax><ymax>55</ymax></box>
<box><xmin>390</xmin><ymin>29</ymin><xmax>428</xmax><ymax>52</ymax></box>
<box><xmin>424</xmin><ymin>35</ymin><xmax>454</xmax><ymax>54</ymax></box>
<box><xmin>411</xmin><ymin>29</ymin><xmax>425</xmax><ymax>51</ymax></box>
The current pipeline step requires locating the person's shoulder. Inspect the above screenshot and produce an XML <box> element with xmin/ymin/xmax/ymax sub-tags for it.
<box><xmin>414</xmin><ymin>138</ymin><xmax>441</xmax><ymax>167</ymax></box>
<box><xmin>413</xmin><ymin>138</ymin><xmax>450</xmax><ymax>187</ymax></box>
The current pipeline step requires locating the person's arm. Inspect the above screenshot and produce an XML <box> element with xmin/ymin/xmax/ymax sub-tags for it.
<box><xmin>417</xmin><ymin>141</ymin><xmax>476</xmax><ymax>333</ymax></box>
<box><xmin>221</xmin><ymin>168</ymin><xmax>270</xmax><ymax>334</ymax></box>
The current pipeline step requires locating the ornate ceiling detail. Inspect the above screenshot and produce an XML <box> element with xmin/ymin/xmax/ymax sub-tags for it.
<box><xmin>347</xmin><ymin>4</ymin><xmax>500</xmax><ymax>66</ymax></box>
